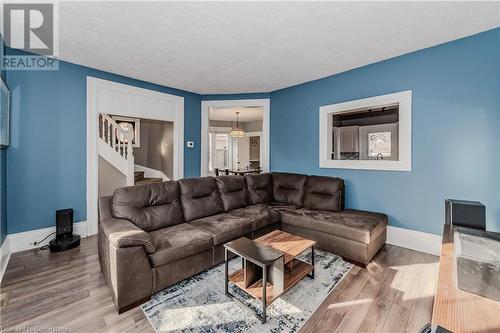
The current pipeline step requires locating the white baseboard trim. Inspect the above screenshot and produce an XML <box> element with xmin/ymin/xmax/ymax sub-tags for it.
<box><xmin>7</xmin><ymin>221</ymin><xmax>88</xmax><ymax>254</ymax></box>
<box><xmin>386</xmin><ymin>225</ymin><xmax>442</xmax><ymax>256</ymax></box>
<box><xmin>0</xmin><ymin>237</ymin><xmax>11</xmax><ymax>283</ymax></box>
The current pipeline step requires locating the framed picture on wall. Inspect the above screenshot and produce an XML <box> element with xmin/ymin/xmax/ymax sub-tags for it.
<box><xmin>0</xmin><ymin>77</ymin><xmax>10</xmax><ymax>148</ymax></box>
<box><xmin>111</xmin><ymin>115</ymin><xmax>141</xmax><ymax>147</ymax></box>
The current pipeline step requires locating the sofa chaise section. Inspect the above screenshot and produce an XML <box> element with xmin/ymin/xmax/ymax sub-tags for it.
<box><xmin>278</xmin><ymin>175</ymin><xmax>387</xmax><ymax>265</ymax></box>
<box><xmin>281</xmin><ymin>208</ymin><xmax>387</xmax><ymax>265</ymax></box>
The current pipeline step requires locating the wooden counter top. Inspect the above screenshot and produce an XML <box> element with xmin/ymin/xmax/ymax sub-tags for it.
<box><xmin>431</xmin><ymin>225</ymin><xmax>500</xmax><ymax>332</ymax></box>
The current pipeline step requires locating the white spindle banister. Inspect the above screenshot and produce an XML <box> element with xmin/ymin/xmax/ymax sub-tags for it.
<box><xmin>108</xmin><ymin>120</ymin><xmax>112</xmax><ymax>146</ymax></box>
<box><xmin>97</xmin><ymin>113</ymin><xmax>135</xmax><ymax>186</ymax></box>
<box><xmin>110</xmin><ymin>122</ymin><xmax>114</xmax><ymax>148</ymax></box>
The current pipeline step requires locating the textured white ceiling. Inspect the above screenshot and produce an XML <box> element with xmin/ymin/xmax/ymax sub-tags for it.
<box><xmin>209</xmin><ymin>107</ymin><xmax>263</xmax><ymax>122</ymax></box>
<box><xmin>30</xmin><ymin>2</ymin><xmax>500</xmax><ymax>93</ymax></box>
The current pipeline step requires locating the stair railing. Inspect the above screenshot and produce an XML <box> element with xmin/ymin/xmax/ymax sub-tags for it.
<box><xmin>98</xmin><ymin>113</ymin><xmax>135</xmax><ymax>185</ymax></box>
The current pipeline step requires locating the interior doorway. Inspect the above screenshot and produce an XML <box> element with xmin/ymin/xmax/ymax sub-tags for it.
<box><xmin>201</xmin><ymin>99</ymin><xmax>270</xmax><ymax>177</ymax></box>
<box><xmin>87</xmin><ymin>77</ymin><xmax>184</xmax><ymax>236</ymax></box>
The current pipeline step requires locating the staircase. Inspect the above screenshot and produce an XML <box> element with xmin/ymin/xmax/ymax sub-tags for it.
<box><xmin>98</xmin><ymin>113</ymin><xmax>135</xmax><ymax>186</ymax></box>
<box><xmin>134</xmin><ymin>171</ymin><xmax>162</xmax><ymax>186</ymax></box>
<box><xmin>98</xmin><ymin>113</ymin><xmax>168</xmax><ymax>187</ymax></box>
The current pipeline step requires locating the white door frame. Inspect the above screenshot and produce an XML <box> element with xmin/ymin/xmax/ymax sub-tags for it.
<box><xmin>86</xmin><ymin>77</ymin><xmax>184</xmax><ymax>236</ymax></box>
<box><xmin>201</xmin><ymin>99</ymin><xmax>270</xmax><ymax>177</ymax></box>
<box><xmin>209</xmin><ymin>127</ymin><xmax>233</xmax><ymax>171</ymax></box>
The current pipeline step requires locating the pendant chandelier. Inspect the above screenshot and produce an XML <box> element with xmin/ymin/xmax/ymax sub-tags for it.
<box><xmin>230</xmin><ymin>111</ymin><xmax>245</xmax><ymax>138</ymax></box>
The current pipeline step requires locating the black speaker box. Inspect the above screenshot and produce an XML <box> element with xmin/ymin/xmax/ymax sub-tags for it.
<box><xmin>445</xmin><ymin>199</ymin><xmax>486</xmax><ymax>230</ymax></box>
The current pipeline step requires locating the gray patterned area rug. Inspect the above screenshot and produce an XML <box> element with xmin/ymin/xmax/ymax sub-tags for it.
<box><xmin>141</xmin><ymin>250</ymin><xmax>352</xmax><ymax>333</ymax></box>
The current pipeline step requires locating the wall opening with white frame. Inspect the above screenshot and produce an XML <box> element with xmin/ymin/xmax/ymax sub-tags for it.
<box><xmin>319</xmin><ymin>90</ymin><xmax>412</xmax><ymax>171</ymax></box>
<box><xmin>201</xmin><ymin>99</ymin><xmax>270</xmax><ymax>177</ymax></box>
<box><xmin>87</xmin><ymin>77</ymin><xmax>184</xmax><ymax>236</ymax></box>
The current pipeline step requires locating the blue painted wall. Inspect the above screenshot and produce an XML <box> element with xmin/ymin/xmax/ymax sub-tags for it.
<box><xmin>0</xmin><ymin>35</ymin><xmax>7</xmax><ymax>245</ymax></box>
<box><xmin>270</xmin><ymin>28</ymin><xmax>500</xmax><ymax>235</ymax></box>
<box><xmin>5</xmin><ymin>48</ymin><xmax>201</xmax><ymax>234</ymax></box>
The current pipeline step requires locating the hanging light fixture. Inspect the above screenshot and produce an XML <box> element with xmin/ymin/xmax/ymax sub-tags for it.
<box><xmin>230</xmin><ymin>111</ymin><xmax>245</xmax><ymax>138</ymax></box>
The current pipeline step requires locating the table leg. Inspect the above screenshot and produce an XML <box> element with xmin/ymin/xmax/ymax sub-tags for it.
<box><xmin>224</xmin><ymin>248</ymin><xmax>229</xmax><ymax>296</ymax></box>
<box><xmin>262</xmin><ymin>265</ymin><xmax>267</xmax><ymax>324</ymax></box>
<box><xmin>225</xmin><ymin>254</ymin><xmax>268</xmax><ymax>324</ymax></box>
<box><xmin>308</xmin><ymin>246</ymin><xmax>315</xmax><ymax>279</ymax></box>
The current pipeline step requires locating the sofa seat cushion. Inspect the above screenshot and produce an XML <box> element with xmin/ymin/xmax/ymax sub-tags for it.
<box><xmin>281</xmin><ymin>208</ymin><xmax>388</xmax><ymax>244</ymax></box>
<box><xmin>148</xmin><ymin>223</ymin><xmax>213</xmax><ymax>267</ymax></box>
<box><xmin>228</xmin><ymin>204</ymin><xmax>280</xmax><ymax>231</ymax></box>
<box><xmin>188</xmin><ymin>213</ymin><xmax>253</xmax><ymax>245</ymax></box>
<box><xmin>267</xmin><ymin>202</ymin><xmax>300</xmax><ymax>215</ymax></box>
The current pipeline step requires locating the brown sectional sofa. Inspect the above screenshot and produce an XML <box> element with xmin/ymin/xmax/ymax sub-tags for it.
<box><xmin>98</xmin><ymin>172</ymin><xmax>388</xmax><ymax>312</ymax></box>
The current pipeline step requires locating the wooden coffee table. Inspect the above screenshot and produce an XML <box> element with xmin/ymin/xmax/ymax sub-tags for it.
<box><xmin>224</xmin><ymin>230</ymin><xmax>316</xmax><ymax>323</ymax></box>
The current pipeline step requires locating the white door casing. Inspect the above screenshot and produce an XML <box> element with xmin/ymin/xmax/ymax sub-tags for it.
<box><xmin>201</xmin><ymin>99</ymin><xmax>270</xmax><ymax>177</ymax></box>
<box><xmin>87</xmin><ymin>77</ymin><xmax>184</xmax><ymax>236</ymax></box>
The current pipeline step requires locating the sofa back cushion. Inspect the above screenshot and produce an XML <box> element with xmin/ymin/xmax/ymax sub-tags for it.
<box><xmin>112</xmin><ymin>181</ymin><xmax>184</xmax><ymax>232</ymax></box>
<box><xmin>215</xmin><ymin>175</ymin><xmax>249</xmax><ymax>211</ymax></box>
<box><xmin>272</xmin><ymin>172</ymin><xmax>307</xmax><ymax>206</ymax></box>
<box><xmin>303</xmin><ymin>175</ymin><xmax>345</xmax><ymax>212</ymax></box>
<box><xmin>245</xmin><ymin>173</ymin><xmax>273</xmax><ymax>204</ymax></box>
<box><xmin>178</xmin><ymin>177</ymin><xmax>225</xmax><ymax>221</ymax></box>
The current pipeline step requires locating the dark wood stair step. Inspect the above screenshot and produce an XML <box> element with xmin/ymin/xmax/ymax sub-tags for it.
<box><xmin>134</xmin><ymin>171</ymin><xmax>145</xmax><ymax>182</ymax></box>
<box><xmin>135</xmin><ymin>177</ymin><xmax>163</xmax><ymax>186</ymax></box>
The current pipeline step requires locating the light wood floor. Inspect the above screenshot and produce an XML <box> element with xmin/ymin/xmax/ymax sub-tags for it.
<box><xmin>0</xmin><ymin>235</ymin><xmax>438</xmax><ymax>333</ymax></box>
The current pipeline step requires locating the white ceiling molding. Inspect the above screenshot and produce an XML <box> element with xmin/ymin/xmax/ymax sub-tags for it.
<box><xmin>12</xmin><ymin>2</ymin><xmax>499</xmax><ymax>94</ymax></box>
